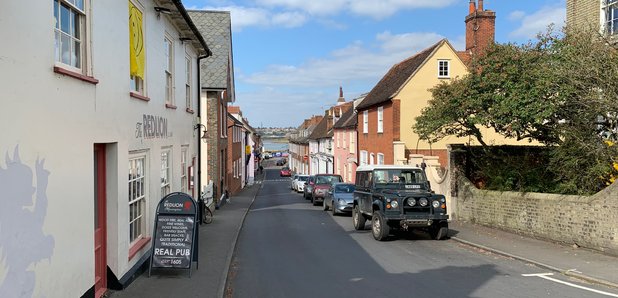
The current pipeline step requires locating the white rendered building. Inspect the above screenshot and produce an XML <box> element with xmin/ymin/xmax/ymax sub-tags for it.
<box><xmin>0</xmin><ymin>1</ymin><xmax>210</xmax><ymax>297</ymax></box>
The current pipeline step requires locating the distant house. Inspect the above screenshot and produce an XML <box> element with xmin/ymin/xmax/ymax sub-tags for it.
<box><xmin>189</xmin><ymin>10</ymin><xmax>235</xmax><ymax>203</ymax></box>
<box><xmin>227</xmin><ymin>113</ymin><xmax>245</xmax><ymax>195</ymax></box>
<box><xmin>308</xmin><ymin>90</ymin><xmax>352</xmax><ymax>175</ymax></box>
<box><xmin>228</xmin><ymin>106</ymin><xmax>259</xmax><ymax>186</ymax></box>
<box><xmin>333</xmin><ymin>94</ymin><xmax>366</xmax><ymax>183</ymax></box>
<box><xmin>289</xmin><ymin>116</ymin><xmax>323</xmax><ymax>174</ymax></box>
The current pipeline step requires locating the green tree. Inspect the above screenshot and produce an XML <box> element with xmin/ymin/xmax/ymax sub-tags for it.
<box><xmin>414</xmin><ymin>28</ymin><xmax>618</xmax><ymax>194</ymax></box>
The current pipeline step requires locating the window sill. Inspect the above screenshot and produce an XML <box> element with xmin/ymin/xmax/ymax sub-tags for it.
<box><xmin>186</xmin><ymin>108</ymin><xmax>195</xmax><ymax>114</ymax></box>
<box><xmin>166</xmin><ymin>103</ymin><xmax>178</xmax><ymax>109</ymax></box>
<box><xmin>128</xmin><ymin>237</ymin><xmax>151</xmax><ymax>261</ymax></box>
<box><xmin>130</xmin><ymin>92</ymin><xmax>150</xmax><ymax>102</ymax></box>
<box><xmin>53</xmin><ymin>66</ymin><xmax>99</xmax><ymax>85</ymax></box>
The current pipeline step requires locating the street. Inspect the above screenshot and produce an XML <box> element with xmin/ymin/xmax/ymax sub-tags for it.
<box><xmin>226</xmin><ymin>165</ymin><xmax>618</xmax><ymax>298</ymax></box>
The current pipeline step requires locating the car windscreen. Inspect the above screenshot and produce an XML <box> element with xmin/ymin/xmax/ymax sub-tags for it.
<box><xmin>335</xmin><ymin>184</ymin><xmax>355</xmax><ymax>193</ymax></box>
<box><xmin>315</xmin><ymin>175</ymin><xmax>342</xmax><ymax>184</ymax></box>
<box><xmin>298</xmin><ymin>176</ymin><xmax>308</xmax><ymax>181</ymax></box>
<box><xmin>373</xmin><ymin>169</ymin><xmax>427</xmax><ymax>187</ymax></box>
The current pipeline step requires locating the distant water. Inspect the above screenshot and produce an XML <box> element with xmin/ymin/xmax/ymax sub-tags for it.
<box><xmin>263</xmin><ymin>139</ymin><xmax>289</xmax><ymax>152</ymax></box>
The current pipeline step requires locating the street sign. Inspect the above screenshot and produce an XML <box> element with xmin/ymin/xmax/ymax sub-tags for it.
<box><xmin>149</xmin><ymin>192</ymin><xmax>198</xmax><ymax>277</ymax></box>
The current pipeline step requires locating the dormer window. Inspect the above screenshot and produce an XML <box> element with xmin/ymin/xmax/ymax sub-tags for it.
<box><xmin>438</xmin><ymin>60</ymin><xmax>450</xmax><ymax>78</ymax></box>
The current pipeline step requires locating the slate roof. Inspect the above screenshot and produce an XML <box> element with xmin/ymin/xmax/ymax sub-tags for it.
<box><xmin>154</xmin><ymin>1</ymin><xmax>211</xmax><ymax>57</ymax></box>
<box><xmin>307</xmin><ymin>115</ymin><xmax>330</xmax><ymax>140</ymax></box>
<box><xmin>356</xmin><ymin>39</ymin><xmax>444</xmax><ymax>110</ymax></box>
<box><xmin>188</xmin><ymin>10</ymin><xmax>232</xmax><ymax>90</ymax></box>
<box><xmin>227</xmin><ymin>112</ymin><xmax>244</xmax><ymax>126</ymax></box>
<box><xmin>333</xmin><ymin>107</ymin><xmax>357</xmax><ymax>129</ymax></box>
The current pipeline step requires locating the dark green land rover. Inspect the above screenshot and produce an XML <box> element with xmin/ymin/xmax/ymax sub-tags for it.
<box><xmin>352</xmin><ymin>165</ymin><xmax>449</xmax><ymax>241</ymax></box>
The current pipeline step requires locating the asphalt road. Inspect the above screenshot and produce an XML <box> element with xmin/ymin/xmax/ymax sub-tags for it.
<box><xmin>227</xmin><ymin>165</ymin><xmax>617</xmax><ymax>298</ymax></box>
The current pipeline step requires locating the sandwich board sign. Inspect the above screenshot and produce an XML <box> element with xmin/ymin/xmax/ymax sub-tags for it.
<box><xmin>148</xmin><ymin>192</ymin><xmax>198</xmax><ymax>277</ymax></box>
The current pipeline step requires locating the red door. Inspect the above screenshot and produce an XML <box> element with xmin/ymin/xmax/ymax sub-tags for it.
<box><xmin>94</xmin><ymin>144</ymin><xmax>107</xmax><ymax>298</ymax></box>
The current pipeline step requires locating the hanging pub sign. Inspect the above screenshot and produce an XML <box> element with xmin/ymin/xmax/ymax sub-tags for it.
<box><xmin>149</xmin><ymin>192</ymin><xmax>198</xmax><ymax>277</ymax></box>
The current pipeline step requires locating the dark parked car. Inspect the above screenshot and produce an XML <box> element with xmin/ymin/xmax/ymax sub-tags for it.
<box><xmin>276</xmin><ymin>159</ymin><xmax>287</xmax><ymax>166</ymax></box>
<box><xmin>303</xmin><ymin>176</ymin><xmax>316</xmax><ymax>200</ymax></box>
<box><xmin>323</xmin><ymin>183</ymin><xmax>355</xmax><ymax>215</ymax></box>
<box><xmin>311</xmin><ymin>174</ymin><xmax>343</xmax><ymax>206</ymax></box>
<box><xmin>352</xmin><ymin>165</ymin><xmax>448</xmax><ymax>241</ymax></box>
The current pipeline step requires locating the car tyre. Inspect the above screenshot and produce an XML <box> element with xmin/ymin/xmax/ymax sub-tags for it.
<box><xmin>372</xmin><ymin>211</ymin><xmax>390</xmax><ymax>241</ymax></box>
<box><xmin>352</xmin><ymin>205</ymin><xmax>366</xmax><ymax>230</ymax></box>
<box><xmin>429</xmin><ymin>222</ymin><xmax>448</xmax><ymax>240</ymax></box>
<box><xmin>331</xmin><ymin>203</ymin><xmax>337</xmax><ymax>216</ymax></box>
<box><xmin>323</xmin><ymin>199</ymin><xmax>329</xmax><ymax>211</ymax></box>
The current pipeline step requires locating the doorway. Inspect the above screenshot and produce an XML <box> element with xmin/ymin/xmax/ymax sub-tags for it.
<box><xmin>94</xmin><ymin>144</ymin><xmax>107</xmax><ymax>297</ymax></box>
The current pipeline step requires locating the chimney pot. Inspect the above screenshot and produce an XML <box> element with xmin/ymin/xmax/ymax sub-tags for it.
<box><xmin>478</xmin><ymin>0</ymin><xmax>483</xmax><ymax>11</ymax></box>
<box><xmin>469</xmin><ymin>0</ymin><xmax>475</xmax><ymax>14</ymax></box>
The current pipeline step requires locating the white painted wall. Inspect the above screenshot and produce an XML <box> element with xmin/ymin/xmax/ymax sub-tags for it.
<box><xmin>0</xmin><ymin>1</ymin><xmax>203</xmax><ymax>297</ymax></box>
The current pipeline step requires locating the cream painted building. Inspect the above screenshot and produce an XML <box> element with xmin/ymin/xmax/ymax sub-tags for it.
<box><xmin>357</xmin><ymin>1</ymin><xmax>537</xmax><ymax>168</ymax></box>
<box><xmin>0</xmin><ymin>1</ymin><xmax>210</xmax><ymax>297</ymax></box>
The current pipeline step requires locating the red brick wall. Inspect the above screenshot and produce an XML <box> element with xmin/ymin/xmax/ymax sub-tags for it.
<box><xmin>358</xmin><ymin>101</ymin><xmax>399</xmax><ymax>164</ymax></box>
<box><xmin>227</xmin><ymin>120</ymin><xmax>243</xmax><ymax>195</ymax></box>
<box><xmin>465</xmin><ymin>9</ymin><xmax>495</xmax><ymax>58</ymax></box>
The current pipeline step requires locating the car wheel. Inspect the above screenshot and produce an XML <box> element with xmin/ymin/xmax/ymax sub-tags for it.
<box><xmin>331</xmin><ymin>203</ymin><xmax>337</xmax><ymax>216</ymax></box>
<box><xmin>323</xmin><ymin>199</ymin><xmax>329</xmax><ymax>211</ymax></box>
<box><xmin>372</xmin><ymin>211</ymin><xmax>390</xmax><ymax>241</ymax></box>
<box><xmin>352</xmin><ymin>205</ymin><xmax>366</xmax><ymax>230</ymax></box>
<box><xmin>429</xmin><ymin>222</ymin><xmax>448</xmax><ymax>240</ymax></box>
<box><xmin>312</xmin><ymin>196</ymin><xmax>318</xmax><ymax>206</ymax></box>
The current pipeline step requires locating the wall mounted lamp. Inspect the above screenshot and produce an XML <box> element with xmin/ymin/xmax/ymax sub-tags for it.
<box><xmin>179</xmin><ymin>37</ymin><xmax>193</xmax><ymax>44</ymax></box>
<box><xmin>154</xmin><ymin>6</ymin><xmax>172</xmax><ymax>17</ymax></box>
<box><xmin>194</xmin><ymin>123</ymin><xmax>208</xmax><ymax>141</ymax></box>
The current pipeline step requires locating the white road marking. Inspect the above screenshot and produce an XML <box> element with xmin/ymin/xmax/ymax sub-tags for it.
<box><xmin>522</xmin><ymin>273</ymin><xmax>618</xmax><ymax>297</ymax></box>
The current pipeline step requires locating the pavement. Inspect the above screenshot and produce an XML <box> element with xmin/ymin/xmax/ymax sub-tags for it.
<box><xmin>449</xmin><ymin>221</ymin><xmax>618</xmax><ymax>289</ymax></box>
<box><xmin>110</xmin><ymin>167</ymin><xmax>618</xmax><ymax>298</ymax></box>
<box><xmin>109</xmin><ymin>171</ymin><xmax>264</xmax><ymax>298</ymax></box>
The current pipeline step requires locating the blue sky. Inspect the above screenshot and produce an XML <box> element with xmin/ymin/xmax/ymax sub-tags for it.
<box><xmin>184</xmin><ymin>0</ymin><xmax>566</xmax><ymax>128</ymax></box>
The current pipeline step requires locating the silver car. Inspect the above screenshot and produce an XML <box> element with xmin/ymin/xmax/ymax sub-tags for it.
<box><xmin>323</xmin><ymin>183</ymin><xmax>355</xmax><ymax>215</ymax></box>
<box><xmin>290</xmin><ymin>175</ymin><xmax>299</xmax><ymax>190</ymax></box>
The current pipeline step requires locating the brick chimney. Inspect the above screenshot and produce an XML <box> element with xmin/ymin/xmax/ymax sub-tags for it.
<box><xmin>465</xmin><ymin>0</ymin><xmax>495</xmax><ymax>58</ymax></box>
<box><xmin>336</xmin><ymin>86</ymin><xmax>346</xmax><ymax>105</ymax></box>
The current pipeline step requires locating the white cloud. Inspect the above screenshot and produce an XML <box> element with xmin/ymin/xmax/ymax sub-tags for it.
<box><xmin>509</xmin><ymin>5</ymin><xmax>566</xmax><ymax>39</ymax></box>
<box><xmin>198</xmin><ymin>5</ymin><xmax>308</xmax><ymax>31</ymax></box>
<box><xmin>509</xmin><ymin>10</ymin><xmax>525</xmax><ymax>21</ymax></box>
<box><xmin>349</xmin><ymin>0</ymin><xmax>458</xmax><ymax>20</ymax></box>
<box><xmin>255</xmin><ymin>0</ymin><xmax>348</xmax><ymax>15</ymax></box>
<box><xmin>242</xmin><ymin>31</ymin><xmax>444</xmax><ymax>88</ymax></box>
<box><xmin>255</xmin><ymin>0</ymin><xmax>458</xmax><ymax>19</ymax></box>
<box><xmin>376</xmin><ymin>31</ymin><xmax>444</xmax><ymax>54</ymax></box>
<box><xmin>271</xmin><ymin>12</ymin><xmax>307</xmax><ymax>28</ymax></box>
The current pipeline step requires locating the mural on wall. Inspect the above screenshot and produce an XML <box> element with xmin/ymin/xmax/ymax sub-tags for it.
<box><xmin>0</xmin><ymin>146</ymin><xmax>55</xmax><ymax>298</ymax></box>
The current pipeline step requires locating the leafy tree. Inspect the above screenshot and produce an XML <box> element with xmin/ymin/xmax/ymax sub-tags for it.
<box><xmin>414</xmin><ymin>28</ymin><xmax>618</xmax><ymax>194</ymax></box>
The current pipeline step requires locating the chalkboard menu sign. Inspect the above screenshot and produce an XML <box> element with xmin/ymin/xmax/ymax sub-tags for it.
<box><xmin>149</xmin><ymin>192</ymin><xmax>198</xmax><ymax>277</ymax></box>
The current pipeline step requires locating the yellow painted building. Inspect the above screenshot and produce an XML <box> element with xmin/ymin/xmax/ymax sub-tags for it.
<box><xmin>397</xmin><ymin>40</ymin><xmax>537</xmax><ymax>158</ymax></box>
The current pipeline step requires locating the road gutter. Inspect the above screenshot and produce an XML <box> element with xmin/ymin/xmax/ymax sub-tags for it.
<box><xmin>451</xmin><ymin>236</ymin><xmax>618</xmax><ymax>289</ymax></box>
<box><xmin>219</xmin><ymin>177</ymin><xmax>262</xmax><ymax>298</ymax></box>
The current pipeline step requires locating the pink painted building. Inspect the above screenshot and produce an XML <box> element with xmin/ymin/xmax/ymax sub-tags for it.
<box><xmin>333</xmin><ymin>105</ymin><xmax>359</xmax><ymax>183</ymax></box>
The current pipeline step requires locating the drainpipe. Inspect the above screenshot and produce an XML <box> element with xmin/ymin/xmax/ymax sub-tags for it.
<box><xmin>196</xmin><ymin>55</ymin><xmax>208</xmax><ymax>200</ymax></box>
